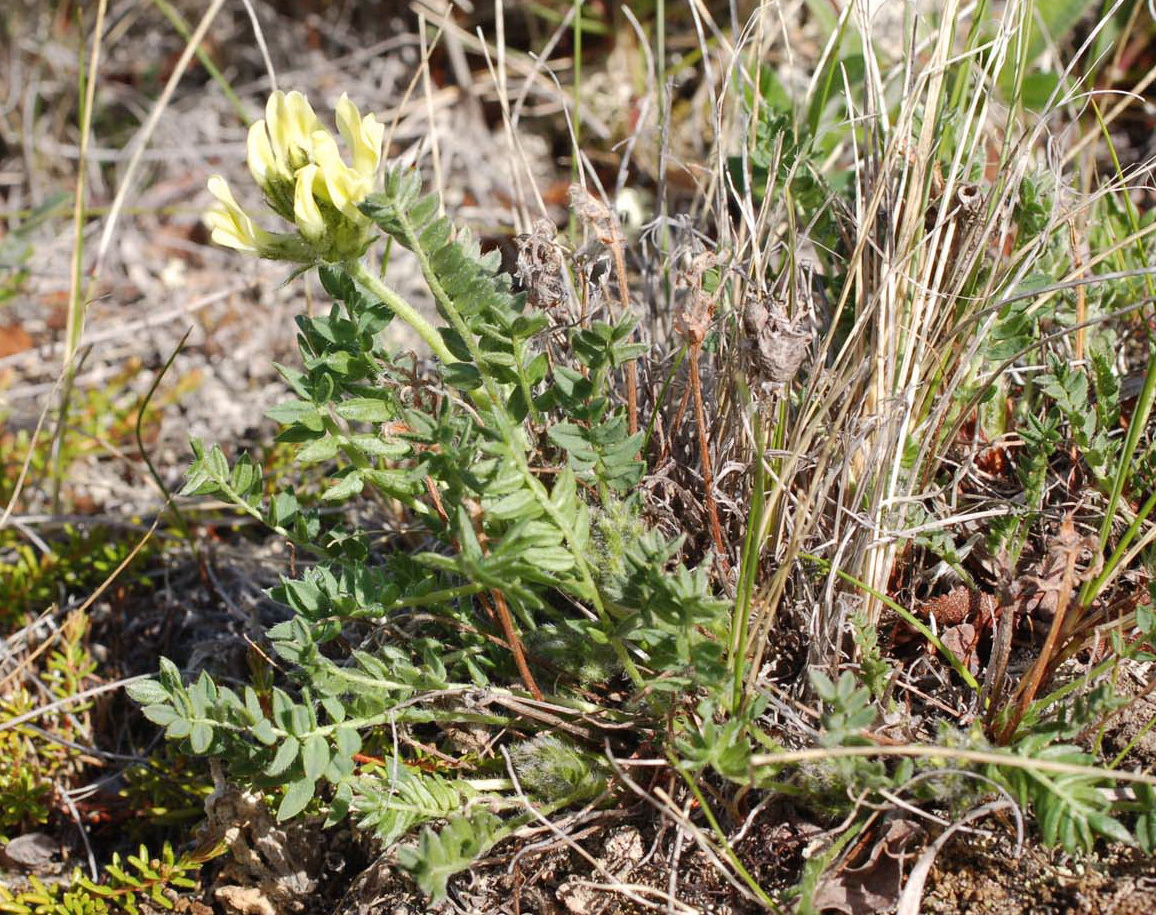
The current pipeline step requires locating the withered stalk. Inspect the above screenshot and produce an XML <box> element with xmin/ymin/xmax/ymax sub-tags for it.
<box><xmin>483</xmin><ymin>590</ymin><xmax>543</xmax><ymax>702</ymax></box>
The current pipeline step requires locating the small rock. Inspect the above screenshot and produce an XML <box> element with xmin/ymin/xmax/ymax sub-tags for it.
<box><xmin>1</xmin><ymin>832</ymin><xmax>57</xmax><ymax>872</ymax></box>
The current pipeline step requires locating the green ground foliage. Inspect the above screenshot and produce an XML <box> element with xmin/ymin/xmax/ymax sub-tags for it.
<box><xmin>5</xmin><ymin>0</ymin><xmax>1156</xmax><ymax>911</ymax></box>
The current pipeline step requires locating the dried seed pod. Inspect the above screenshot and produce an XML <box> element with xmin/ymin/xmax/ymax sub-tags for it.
<box><xmin>742</xmin><ymin>295</ymin><xmax>811</xmax><ymax>384</ymax></box>
<box><xmin>569</xmin><ymin>185</ymin><xmax>620</xmax><ymax>246</ymax></box>
<box><xmin>924</xmin><ymin>181</ymin><xmax>985</xmax><ymax>275</ymax></box>
<box><xmin>955</xmin><ymin>182</ymin><xmax>983</xmax><ymax>214</ymax></box>
<box><xmin>673</xmin><ymin>249</ymin><xmax>717</xmax><ymax>345</ymax></box>
<box><xmin>515</xmin><ymin>217</ymin><xmax>567</xmax><ymax>312</ymax></box>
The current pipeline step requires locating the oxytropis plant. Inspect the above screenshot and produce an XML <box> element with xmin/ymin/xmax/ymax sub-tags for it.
<box><xmin>129</xmin><ymin>90</ymin><xmax>733</xmax><ymax>899</ymax></box>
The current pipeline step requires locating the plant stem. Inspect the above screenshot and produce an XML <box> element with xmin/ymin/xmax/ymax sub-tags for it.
<box><xmin>346</xmin><ymin>261</ymin><xmax>457</xmax><ymax>365</ymax></box>
<box><xmin>484</xmin><ymin>590</ymin><xmax>543</xmax><ymax>701</ymax></box>
<box><xmin>730</xmin><ymin>378</ymin><xmax>764</xmax><ymax>713</ymax></box>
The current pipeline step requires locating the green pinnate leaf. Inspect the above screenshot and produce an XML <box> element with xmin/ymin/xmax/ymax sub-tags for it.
<box><xmin>346</xmin><ymin>434</ymin><xmax>410</xmax><ymax>460</ymax></box>
<box><xmin>335</xmin><ymin>724</ymin><xmax>361</xmax><ymax>761</ymax></box>
<box><xmin>269</xmin><ymin>490</ymin><xmax>299</xmax><ymax>526</ymax></box>
<box><xmin>266</xmin><ymin>399</ymin><xmax>324</xmax><ymax>427</ymax></box>
<box><xmin>419</xmin><ymin>217</ymin><xmax>452</xmax><ymax>252</ymax></box>
<box><xmin>252</xmin><ymin>718</ymin><xmax>278</xmax><ymax>746</ymax></box>
<box><xmin>302</xmin><ymin>734</ymin><xmax>330</xmax><ymax>782</ymax></box>
<box><xmin>408</xmin><ymin>193</ymin><xmax>440</xmax><ymax>228</ymax></box>
<box><xmin>323</xmin><ymin>471</ymin><xmax>364</xmax><ymax>501</ymax></box>
<box><xmin>188</xmin><ymin>722</ymin><xmax>214</xmax><ymax>754</ymax></box>
<box><xmin>485</xmin><ymin>488</ymin><xmax>539</xmax><ymax>521</ymax></box>
<box><xmin>336</xmin><ymin>397</ymin><xmax>396</xmax><ymax>423</ymax></box>
<box><xmin>139</xmin><ymin>704</ymin><xmax>179</xmax><ymax>727</ymax></box>
<box><xmin>267</xmin><ymin>736</ymin><xmax>300</xmax><ymax>777</ymax></box>
<box><xmin>294</xmin><ymin>435</ymin><xmax>340</xmax><ymax>465</ymax></box>
<box><xmin>442</xmin><ymin>362</ymin><xmax>482</xmax><ymax>390</ymax></box>
<box><xmin>156</xmin><ymin>657</ymin><xmax>182</xmax><ymax>691</ymax></box>
<box><xmin>126</xmin><ymin>679</ymin><xmax>170</xmax><ymax>707</ymax></box>
<box><xmin>278</xmin><ymin>777</ymin><xmax>317</xmax><ymax>821</ymax></box>
<box><xmin>397</xmin><ymin>810</ymin><xmax>503</xmax><ymax>901</ymax></box>
<box><xmin>164</xmin><ymin>718</ymin><xmax>192</xmax><ymax>741</ymax></box>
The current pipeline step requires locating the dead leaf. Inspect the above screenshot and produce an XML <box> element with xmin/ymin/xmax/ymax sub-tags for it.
<box><xmin>215</xmin><ymin>885</ymin><xmax>276</xmax><ymax>915</ymax></box>
<box><xmin>0</xmin><ymin>322</ymin><xmax>32</xmax><ymax>358</ymax></box>
<box><xmin>941</xmin><ymin>623</ymin><xmax>981</xmax><ymax>676</ymax></box>
<box><xmin>811</xmin><ymin>819</ymin><xmax>926</xmax><ymax>914</ymax></box>
<box><xmin>918</xmin><ymin>586</ymin><xmax>997</xmax><ymax>628</ymax></box>
<box><xmin>1018</xmin><ymin>514</ymin><xmax>1101</xmax><ymax>625</ymax></box>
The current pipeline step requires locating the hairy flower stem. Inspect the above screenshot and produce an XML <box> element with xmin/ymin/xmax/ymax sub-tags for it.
<box><xmin>346</xmin><ymin>261</ymin><xmax>456</xmax><ymax>365</ymax></box>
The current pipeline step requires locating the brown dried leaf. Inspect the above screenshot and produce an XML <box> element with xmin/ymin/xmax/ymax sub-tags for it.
<box><xmin>812</xmin><ymin>819</ymin><xmax>926</xmax><ymax>914</ymax></box>
<box><xmin>1018</xmin><ymin>514</ymin><xmax>1101</xmax><ymax>624</ymax></box>
<box><xmin>941</xmin><ymin>623</ymin><xmax>981</xmax><ymax>676</ymax></box>
<box><xmin>919</xmin><ymin>586</ymin><xmax>997</xmax><ymax>628</ymax></box>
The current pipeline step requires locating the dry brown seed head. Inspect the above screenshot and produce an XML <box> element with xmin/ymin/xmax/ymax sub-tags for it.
<box><xmin>672</xmin><ymin>249</ymin><xmax>718</xmax><ymax>345</ymax></box>
<box><xmin>675</xmin><ymin>249</ymin><xmax>717</xmax><ymax>291</ymax></box>
<box><xmin>569</xmin><ymin>185</ymin><xmax>620</xmax><ymax>246</ymax></box>
<box><xmin>515</xmin><ymin>217</ymin><xmax>567</xmax><ymax>312</ymax></box>
<box><xmin>743</xmin><ymin>295</ymin><xmax>811</xmax><ymax>385</ymax></box>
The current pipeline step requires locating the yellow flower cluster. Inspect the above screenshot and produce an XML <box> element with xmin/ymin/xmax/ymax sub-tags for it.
<box><xmin>205</xmin><ymin>91</ymin><xmax>384</xmax><ymax>263</ymax></box>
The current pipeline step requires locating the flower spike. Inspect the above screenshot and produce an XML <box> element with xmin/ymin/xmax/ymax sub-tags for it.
<box><xmin>203</xmin><ymin>90</ymin><xmax>382</xmax><ymax>264</ymax></box>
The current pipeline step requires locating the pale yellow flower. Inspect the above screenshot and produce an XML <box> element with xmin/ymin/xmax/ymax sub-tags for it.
<box><xmin>206</xmin><ymin>90</ymin><xmax>383</xmax><ymax>263</ymax></box>
<box><xmin>310</xmin><ymin>131</ymin><xmax>371</xmax><ymax>220</ymax></box>
<box><xmin>246</xmin><ymin>119</ymin><xmax>280</xmax><ymax>189</ymax></box>
<box><xmin>204</xmin><ymin>175</ymin><xmax>273</xmax><ymax>254</ymax></box>
<box><xmin>293</xmin><ymin>164</ymin><xmax>327</xmax><ymax>243</ymax></box>
<box><xmin>266</xmin><ymin>91</ymin><xmax>321</xmax><ymax>174</ymax></box>
<box><xmin>335</xmin><ymin>93</ymin><xmax>384</xmax><ymax>179</ymax></box>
